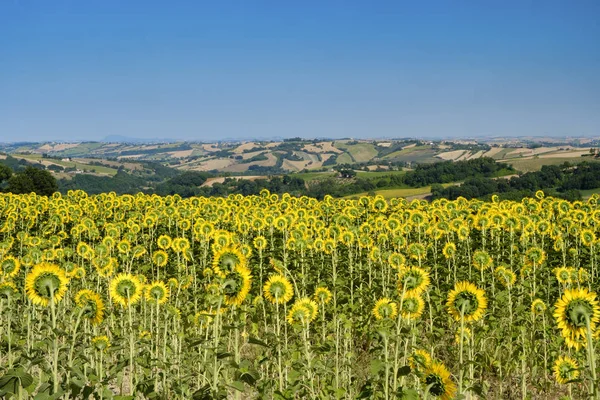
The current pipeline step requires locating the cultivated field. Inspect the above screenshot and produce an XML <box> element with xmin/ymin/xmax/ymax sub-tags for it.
<box><xmin>1</xmin><ymin>191</ymin><xmax>599</xmax><ymax>398</ymax></box>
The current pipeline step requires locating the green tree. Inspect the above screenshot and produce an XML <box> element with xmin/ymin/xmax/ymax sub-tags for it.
<box><xmin>7</xmin><ymin>166</ymin><xmax>58</xmax><ymax>196</ymax></box>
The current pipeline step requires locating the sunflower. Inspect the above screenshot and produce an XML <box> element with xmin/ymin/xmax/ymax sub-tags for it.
<box><xmin>25</xmin><ymin>262</ymin><xmax>70</xmax><ymax>306</ymax></box>
<box><xmin>74</xmin><ymin>289</ymin><xmax>105</xmax><ymax>325</ymax></box>
<box><xmin>91</xmin><ymin>335</ymin><xmax>111</xmax><ymax>352</ymax></box>
<box><xmin>0</xmin><ymin>280</ymin><xmax>18</xmax><ymax>300</ymax></box>
<box><xmin>109</xmin><ymin>273</ymin><xmax>143</xmax><ymax>307</ymax></box>
<box><xmin>152</xmin><ymin>250</ymin><xmax>169</xmax><ymax>267</ymax></box>
<box><xmin>446</xmin><ymin>281</ymin><xmax>487</xmax><ymax>323</ymax></box>
<box><xmin>472</xmin><ymin>250</ymin><xmax>493</xmax><ymax>271</ymax></box>
<box><xmin>314</xmin><ymin>287</ymin><xmax>332</xmax><ymax>305</ymax></box>
<box><xmin>531</xmin><ymin>298</ymin><xmax>547</xmax><ymax>316</ymax></box>
<box><xmin>1</xmin><ymin>256</ymin><xmax>20</xmax><ymax>278</ymax></box>
<box><xmin>495</xmin><ymin>266</ymin><xmax>516</xmax><ymax>288</ymax></box>
<box><xmin>372</xmin><ymin>298</ymin><xmax>398</xmax><ymax>321</ymax></box>
<box><xmin>253</xmin><ymin>236</ymin><xmax>267</xmax><ymax>252</ymax></box>
<box><xmin>442</xmin><ymin>242</ymin><xmax>456</xmax><ymax>259</ymax></box>
<box><xmin>409</xmin><ymin>349</ymin><xmax>432</xmax><ymax>376</ymax></box>
<box><xmin>296</xmin><ymin>297</ymin><xmax>319</xmax><ymax>322</ymax></box>
<box><xmin>553</xmin><ymin>355</ymin><xmax>579</xmax><ymax>384</ymax></box>
<box><xmin>397</xmin><ymin>266</ymin><xmax>431</xmax><ymax>296</ymax></box>
<box><xmin>554</xmin><ymin>267</ymin><xmax>572</xmax><ymax>285</ymax></box>
<box><xmin>223</xmin><ymin>264</ymin><xmax>252</xmax><ymax>306</ymax></box>
<box><xmin>263</xmin><ymin>275</ymin><xmax>294</xmax><ymax>304</ymax></box>
<box><xmin>553</xmin><ymin>288</ymin><xmax>600</xmax><ymax>350</ymax></box>
<box><xmin>286</xmin><ymin>300</ymin><xmax>313</xmax><ymax>326</ymax></box>
<box><xmin>455</xmin><ymin>326</ymin><xmax>472</xmax><ymax>345</ymax></box>
<box><xmin>157</xmin><ymin>234</ymin><xmax>172</xmax><ymax>250</ymax></box>
<box><xmin>212</xmin><ymin>245</ymin><xmax>247</xmax><ymax>278</ymax></box>
<box><xmin>423</xmin><ymin>362</ymin><xmax>457</xmax><ymax>400</ymax></box>
<box><xmin>400</xmin><ymin>293</ymin><xmax>425</xmax><ymax>320</ymax></box>
<box><xmin>145</xmin><ymin>281</ymin><xmax>170</xmax><ymax>305</ymax></box>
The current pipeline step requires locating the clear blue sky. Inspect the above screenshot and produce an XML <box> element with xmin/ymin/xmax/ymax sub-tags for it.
<box><xmin>1</xmin><ymin>1</ymin><xmax>599</xmax><ymax>142</ymax></box>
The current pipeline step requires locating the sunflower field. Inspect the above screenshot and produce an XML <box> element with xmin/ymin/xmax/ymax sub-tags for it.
<box><xmin>1</xmin><ymin>189</ymin><xmax>600</xmax><ymax>399</ymax></box>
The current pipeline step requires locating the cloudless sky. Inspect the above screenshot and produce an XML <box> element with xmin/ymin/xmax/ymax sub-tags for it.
<box><xmin>1</xmin><ymin>1</ymin><xmax>599</xmax><ymax>142</ymax></box>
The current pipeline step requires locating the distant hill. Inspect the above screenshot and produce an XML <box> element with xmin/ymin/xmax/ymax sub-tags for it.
<box><xmin>102</xmin><ymin>135</ymin><xmax>179</xmax><ymax>144</ymax></box>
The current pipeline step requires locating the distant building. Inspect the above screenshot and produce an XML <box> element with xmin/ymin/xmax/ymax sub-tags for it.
<box><xmin>62</xmin><ymin>157</ymin><xmax>72</xmax><ymax>162</ymax></box>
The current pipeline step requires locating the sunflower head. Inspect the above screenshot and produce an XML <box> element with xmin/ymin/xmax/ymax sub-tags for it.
<box><xmin>373</xmin><ymin>298</ymin><xmax>398</xmax><ymax>321</ymax></box>
<box><xmin>109</xmin><ymin>273</ymin><xmax>143</xmax><ymax>307</ymax></box>
<box><xmin>495</xmin><ymin>266</ymin><xmax>516</xmax><ymax>288</ymax></box>
<box><xmin>1</xmin><ymin>256</ymin><xmax>21</xmax><ymax>278</ymax></box>
<box><xmin>25</xmin><ymin>262</ymin><xmax>70</xmax><ymax>307</ymax></box>
<box><xmin>263</xmin><ymin>275</ymin><xmax>294</xmax><ymax>304</ymax></box>
<box><xmin>223</xmin><ymin>264</ymin><xmax>252</xmax><ymax>306</ymax></box>
<box><xmin>314</xmin><ymin>287</ymin><xmax>332</xmax><ymax>305</ymax></box>
<box><xmin>553</xmin><ymin>355</ymin><xmax>580</xmax><ymax>384</ymax></box>
<box><xmin>409</xmin><ymin>349</ymin><xmax>432</xmax><ymax>376</ymax></box>
<box><xmin>554</xmin><ymin>288</ymin><xmax>600</xmax><ymax>350</ymax></box>
<box><xmin>145</xmin><ymin>281</ymin><xmax>170</xmax><ymax>305</ymax></box>
<box><xmin>400</xmin><ymin>293</ymin><xmax>425</xmax><ymax>320</ymax></box>
<box><xmin>212</xmin><ymin>246</ymin><xmax>247</xmax><ymax>278</ymax></box>
<box><xmin>531</xmin><ymin>298</ymin><xmax>547</xmax><ymax>316</ymax></box>
<box><xmin>0</xmin><ymin>281</ymin><xmax>18</xmax><ymax>300</ymax></box>
<box><xmin>446</xmin><ymin>281</ymin><xmax>487</xmax><ymax>323</ymax></box>
<box><xmin>398</xmin><ymin>266</ymin><xmax>431</xmax><ymax>296</ymax></box>
<box><xmin>91</xmin><ymin>335</ymin><xmax>111</xmax><ymax>352</ymax></box>
<box><xmin>423</xmin><ymin>362</ymin><xmax>457</xmax><ymax>400</ymax></box>
<box><xmin>74</xmin><ymin>289</ymin><xmax>105</xmax><ymax>325</ymax></box>
<box><xmin>286</xmin><ymin>300</ymin><xmax>313</xmax><ymax>326</ymax></box>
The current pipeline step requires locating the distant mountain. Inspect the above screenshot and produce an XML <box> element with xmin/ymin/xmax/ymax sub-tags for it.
<box><xmin>102</xmin><ymin>135</ymin><xmax>179</xmax><ymax>144</ymax></box>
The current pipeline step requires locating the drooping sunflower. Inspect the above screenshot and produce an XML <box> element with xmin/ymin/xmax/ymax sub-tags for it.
<box><xmin>553</xmin><ymin>288</ymin><xmax>600</xmax><ymax>350</ymax></box>
<box><xmin>472</xmin><ymin>250</ymin><xmax>493</xmax><ymax>271</ymax></box>
<box><xmin>223</xmin><ymin>264</ymin><xmax>252</xmax><ymax>306</ymax></box>
<box><xmin>454</xmin><ymin>326</ymin><xmax>472</xmax><ymax>345</ymax></box>
<box><xmin>442</xmin><ymin>242</ymin><xmax>456</xmax><ymax>259</ymax></box>
<box><xmin>145</xmin><ymin>281</ymin><xmax>170</xmax><ymax>305</ymax></box>
<box><xmin>91</xmin><ymin>335</ymin><xmax>111</xmax><ymax>352</ymax></box>
<box><xmin>409</xmin><ymin>349</ymin><xmax>432</xmax><ymax>376</ymax></box>
<box><xmin>372</xmin><ymin>298</ymin><xmax>398</xmax><ymax>321</ymax></box>
<box><xmin>423</xmin><ymin>362</ymin><xmax>457</xmax><ymax>400</ymax></box>
<box><xmin>314</xmin><ymin>287</ymin><xmax>332</xmax><ymax>305</ymax></box>
<box><xmin>296</xmin><ymin>297</ymin><xmax>319</xmax><ymax>322</ymax></box>
<box><xmin>212</xmin><ymin>245</ymin><xmax>247</xmax><ymax>278</ymax></box>
<box><xmin>1</xmin><ymin>256</ymin><xmax>21</xmax><ymax>278</ymax></box>
<box><xmin>109</xmin><ymin>273</ymin><xmax>143</xmax><ymax>307</ymax></box>
<box><xmin>531</xmin><ymin>298</ymin><xmax>547</xmax><ymax>316</ymax></box>
<box><xmin>74</xmin><ymin>289</ymin><xmax>105</xmax><ymax>325</ymax></box>
<box><xmin>446</xmin><ymin>281</ymin><xmax>487</xmax><ymax>323</ymax></box>
<box><xmin>553</xmin><ymin>355</ymin><xmax>580</xmax><ymax>384</ymax></box>
<box><xmin>286</xmin><ymin>299</ymin><xmax>313</xmax><ymax>326</ymax></box>
<box><xmin>495</xmin><ymin>265</ymin><xmax>516</xmax><ymax>288</ymax></box>
<box><xmin>397</xmin><ymin>266</ymin><xmax>431</xmax><ymax>296</ymax></box>
<box><xmin>25</xmin><ymin>262</ymin><xmax>70</xmax><ymax>306</ymax></box>
<box><xmin>0</xmin><ymin>280</ymin><xmax>18</xmax><ymax>300</ymax></box>
<box><xmin>152</xmin><ymin>250</ymin><xmax>169</xmax><ymax>267</ymax></box>
<box><xmin>400</xmin><ymin>293</ymin><xmax>425</xmax><ymax>320</ymax></box>
<box><xmin>263</xmin><ymin>275</ymin><xmax>294</xmax><ymax>304</ymax></box>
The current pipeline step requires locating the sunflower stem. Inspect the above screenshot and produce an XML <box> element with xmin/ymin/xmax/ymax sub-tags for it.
<box><xmin>586</xmin><ymin>316</ymin><xmax>597</xmax><ymax>399</ymax></box>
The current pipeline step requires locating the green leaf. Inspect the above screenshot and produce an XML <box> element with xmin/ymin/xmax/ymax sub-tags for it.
<box><xmin>227</xmin><ymin>381</ymin><xmax>246</xmax><ymax>392</ymax></box>
<box><xmin>397</xmin><ymin>365</ymin><xmax>411</xmax><ymax>377</ymax></box>
<box><xmin>248</xmin><ymin>337</ymin><xmax>269</xmax><ymax>347</ymax></box>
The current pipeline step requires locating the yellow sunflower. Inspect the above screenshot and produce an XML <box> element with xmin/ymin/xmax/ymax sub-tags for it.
<box><xmin>553</xmin><ymin>355</ymin><xmax>579</xmax><ymax>384</ymax></box>
<box><xmin>25</xmin><ymin>262</ymin><xmax>70</xmax><ymax>306</ymax></box>
<box><xmin>446</xmin><ymin>281</ymin><xmax>487</xmax><ymax>323</ymax></box>
<box><xmin>372</xmin><ymin>298</ymin><xmax>398</xmax><ymax>321</ymax></box>
<box><xmin>397</xmin><ymin>266</ymin><xmax>431</xmax><ymax>296</ymax></box>
<box><xmin>109</xmin><ymin>273</ymin><xmax>143</xmax><ymax>307</ymax></box>
<box><xmin>0</xmin><ymin>280</ymin><xmax>18</xmax><ymax>300</ymax></box>
<box><xmin>553</xmin><ymin>288</ymin><xmax>600</xmax><ymax>350</ymax></box>
<box><xmin>1</xmin><ymin>256</ymin><xmax>21</xmax><ymax>278</ymax></box>
<box><xmin>531</xmin><ymin>298</ymin><xmax>547</xmax><ymax>316</ymax></box>
<box><xmin>494</xmin><ymin>265</ymin><xmax>516</xmax><ymax>288</ymax></box>
<box><xmin>152</xmin><ymin>250</ymin><xmax>169</xmax><ymax>267</ymax></box>
<box><xmin>223</xmin><ymin>264</ymin><xmax>252</xmax><ymax>306</ymax></box>
<box><xmin>91</xmin><ymin>335</ymin><xmax>111</xmax><ymax>352</ymax></box>
<box><xmin>314</xmin><ymin>287</ymin><xmax>332</xmax><ymax>305</ymax></box>
<box><xmin>409</xmin><ymin>349</ymin><xmax>432</xmax><ymax>376</ymax></box>
<box><xmin>145</xmin><ymin>281</ymin><xmax>170</xmax><ymax>305</ymax></box>
<box><xmin>263</xmin><ymin>275</ymin><xmax>294</xmax><ymax>304</ymax></box>
<box><xmin>212</xmin><ymin>245</ymin><xmax>247</xmax><ymax>278</ymax></box>
<box><xmin>74</xmin><ymin>289</ymin><xmax>105</xmax><ymax>325</ymax></box>
<box><xmin>286</xmin><ymin>299</ymin><xmax>313</xmax><ymax>326</ymax></box>
<box><xmin>400</xmin><ymin>293</ymin><xmax>425</xmax><ymax>320</ymax></box>
<box><xmin>423</xmin><ymin>362</ymin><xmax>457</xmax><ymax>400</ymax></box>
